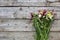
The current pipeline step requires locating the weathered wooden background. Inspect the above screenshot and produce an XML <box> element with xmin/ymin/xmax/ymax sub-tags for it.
<box><xmin>0</xmin><ymin>0</ymin><xmax>60</xmax><ymax>40</ymax></box>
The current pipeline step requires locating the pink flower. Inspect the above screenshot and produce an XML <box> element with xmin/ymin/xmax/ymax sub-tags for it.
<box><xmin>38</xmin><ymin>10</ymin><xmax>47</xmax><ymax>16</ymax></box>
<box><xmin>43</xmin><ymin>9</ymin><xmax>47</xmax><ymax>16</ymax></box>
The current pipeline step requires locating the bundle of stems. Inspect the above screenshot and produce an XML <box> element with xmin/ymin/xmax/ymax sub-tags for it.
<box><xmin>32</xmin><ymin>14</ymin><xmax>54</xmax><ymax>40</ymax></box>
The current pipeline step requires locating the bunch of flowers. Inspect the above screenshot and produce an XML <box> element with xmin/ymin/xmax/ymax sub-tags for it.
<box><xmin>31</xmin><ymin>10</ymin><xmax>54</xmax><ymax>40</ymax></box>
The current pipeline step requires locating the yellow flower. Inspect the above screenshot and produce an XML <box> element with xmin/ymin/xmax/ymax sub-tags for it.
<box><xmin>46</xmin><ymin>11</ymin><xmax>53</xmax><ymax>19</ymax></box>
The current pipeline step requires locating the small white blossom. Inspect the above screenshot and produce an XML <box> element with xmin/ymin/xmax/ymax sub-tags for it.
<box><xmin>43</xmin><ymin>16</ymin><xmax>45</xmax><ymax>18</ymax></box>
<box><xmin>38</xmin><ymin>14</ymin><xmax>41</xmax><ymax>18</ymax></box>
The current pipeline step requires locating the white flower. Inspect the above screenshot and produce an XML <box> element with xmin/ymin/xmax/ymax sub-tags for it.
<box><xmin>43</xmin><ymin>16</ymin><xmax>45</xmax><ymax>18</ymax></box>
<box><xmin>38</xmin><ymin>14</ymin><xmax>41</xmax><ymax>18</ymax></box>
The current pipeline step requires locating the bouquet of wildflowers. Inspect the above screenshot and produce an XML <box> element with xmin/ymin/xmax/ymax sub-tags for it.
<box><xmin>31</xmin><ymin>10</ymin><xmax>54</xmax><ymax>40</ymax></box>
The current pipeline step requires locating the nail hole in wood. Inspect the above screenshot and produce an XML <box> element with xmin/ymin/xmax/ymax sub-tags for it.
<box><xmin>20</xmin><ymin>8</ymin><xmax>23</xmax><ymax>11</ymax></box>
<box><xmin>25</xmin><ymin>26</ymin><xmax>28</xmax><ymax>28</ymax></box>
<box><xmin>15</xmin><ymin>24</ymin><xmax>17</xmax><ymax>25</ymax></box>
<box><xmin>8</xmin><ymin>24</ymin><xmax>9</xmax><ymax>25</ymax></box>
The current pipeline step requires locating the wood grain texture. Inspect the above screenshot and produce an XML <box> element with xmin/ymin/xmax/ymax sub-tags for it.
<box><xmin>0</xmin><ymin>7</ymin><xmax>59</xmax><ymax>19</ymax></box>
<box><xmin>0</xmin><ymin>32</ymin><xmax>13</xmax><ymax>40</ymax></box>
<box><xmin>0</xmin><ymin>19</ymin><xmax>59</xmax><ymax>32</ymax></box>
<box><xmin>0</xmin><ymin>0</ymin><xmax>59</xmax><ymax>40</ymax></box>
<box><xmin>0</xmin><ymin>0</ymin><xmax>60</xmax><ymax>6</ymax></box>
<box><xmin>48</xmin><ymin>2</ymin><xmax>60</xmax><ymax>6</ymax></box>
<box><xmin>0</xmin><ymin>0</ymin><xmax>46</xmax><ymax>6</ymax></box>
<box><xmin>47</xmin><ymin>0</ymin><xmax>60</xmax><ymax>2</ymax></box>
<box><xmin>0</xmin><ymin>0</ymin><xmax>46</xmax><ymax>2</ymax></box>
<box><xmin>0</xmin><ymin>2</ymin><xmax>46</xmax><ymax>6</ymax></box>
<box><xmin>0</xmin><ymin>32</ymin><xmax>60</xmax><ymax>40</ymax></box>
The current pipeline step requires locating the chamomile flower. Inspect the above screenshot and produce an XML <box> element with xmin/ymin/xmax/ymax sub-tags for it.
<box><xmin>38</xmin><ymin>14</ymin><xmax>42</xmax><ymax>18</ymax></box>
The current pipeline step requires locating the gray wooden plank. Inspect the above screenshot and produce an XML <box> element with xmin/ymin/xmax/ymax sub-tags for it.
<box><xmin>0</xmin><ymin>32</ymin><xmax>60</xmax><ymax>40</ymax></box>
<box><xmin>0</xmin><ymin>0</ymin><xmax>46</xmax><ymax>2</ymax></box>
<box><xmin>0</xmin><ymin>32</ymin><xmax>34</xmax><ymax>40</ymax></box>
<box><xmin>49</xmin><ymin>32</ymin><xmax>60</xmax><ymax>40</ymax></box>
<box><xmin>0</xmin><ymin>38</ymin><xmax>13</xmax><ymax>40</ymax></box>
<box><xmin>0</xmin><ymin>32</ymin><xmax>13</xmax><ymax>40</ymax></box>
<box><xmin>0</xmin><ymin>7</ymin><xmax>59</xmax><ymax>19</ymax></box>
<box><xmin>0</xmin><ymin>19</ymin><xmax>59</xmax><ymax>31</ymax></box>
<box><xmin>47</xmin><ymin>0</ymin><xmax>60</xmax><ymax>2</ymax></box>
<box><xmin>14</xmin><ymin>32</ymin><xmax>60</xmax><ymax>40</ymax></box>
<box><xmin>0</xmin><ymin>0</ymin><xmax>46</xmax><ymax>6</ymax></box>
<box><xmin>0</xmin><ymin>0</ymin><xmax>60</xmax><ymax>6</ymax></box>
<box><xmin>0</xmin><ymin>2</ymin><xmax>46</xmax><ymax>6</ymax></box>
<box><xmin>47</xmin><ymin>2</ymin><xmax>60</xmax><ymax>6</ymax></box>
